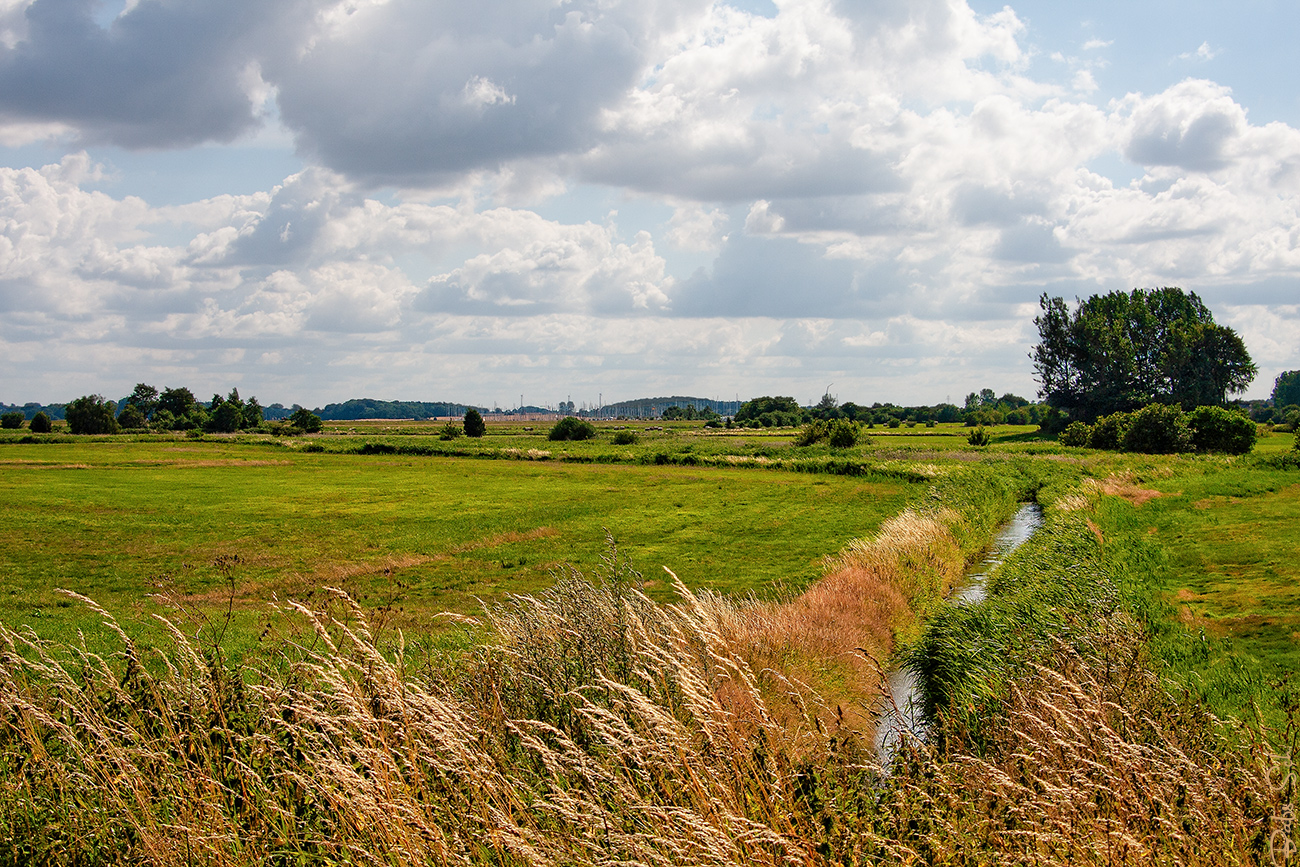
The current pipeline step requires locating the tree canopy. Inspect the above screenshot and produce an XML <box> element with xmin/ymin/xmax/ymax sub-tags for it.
<box><xmin>735</xmin><ymin>396</ymin><xmax>801</xmax><ymax>423</ymax></box>
<box><xmin>1032</xmin><ymin>288</ymin><xmax>1256</xmax><ymax>421</ymax></box>
<box><xmin>1273</xmin><ymin>370</ymin><xmax>1300</xmax><ymax>409</ymax></box>
<box><xmin>65</xmin><ymin>395</ymin><xmax>119</xmax><ymax>435</ymax></box>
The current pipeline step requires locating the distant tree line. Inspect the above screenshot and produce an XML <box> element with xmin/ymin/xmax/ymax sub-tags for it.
<box><xmin>0</xmin><ymin>402</ymin><xmax>67</xmax><ymax>421</ymax></box>
<box><xmin>314</xmin><ymin>399</ymin><xmax>472</xmax><ymax>421</ymax></box>
<box><xmin>53</xmin><ymin>383</ymin><xmax>322</xmax><ymax>435</ymax></box>
<box><xmin>728</xmin><ymin>392</ymin><xmax>1055</xmax><ymax>430</ymax></box>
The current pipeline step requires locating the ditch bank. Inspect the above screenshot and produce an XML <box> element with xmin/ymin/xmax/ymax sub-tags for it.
<box><xmin>875</xmin><ymin>501</ymin><xmax>1044</xmax><ymax>762</ymax></box>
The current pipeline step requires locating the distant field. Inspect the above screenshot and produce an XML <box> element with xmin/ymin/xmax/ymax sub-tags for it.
<box><xmin>0</xmin><ymin>436</ymin><xmax>918</xmax><ymax>652</ymax></box>
<box><xmin>2</xmin><ymin>419</ymin><xmax>1294</xmax><ymax>670</ymax></box>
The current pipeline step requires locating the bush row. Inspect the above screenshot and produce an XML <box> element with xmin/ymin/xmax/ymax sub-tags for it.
<box><xmin>1057</xmin><ymin>404</ymin><xmax>1257</xmax><ymax>454</ymax></box>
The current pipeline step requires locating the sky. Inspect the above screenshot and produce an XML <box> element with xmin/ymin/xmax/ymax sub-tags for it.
<box><xmin>1</xmin><ymin>0</ymin><xmax>1298</xmax><ymax>410</ymax></box>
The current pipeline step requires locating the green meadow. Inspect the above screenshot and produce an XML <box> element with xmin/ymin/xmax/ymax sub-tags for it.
<box><xmin>0</xmin><ymin>430</ymin><xmax>920</xmax><ymax>652</ymax></box>
<box><xmin>1</xmin><ymin>420</ymin><xmax>1295</xmax><ymax>681</ymax></box>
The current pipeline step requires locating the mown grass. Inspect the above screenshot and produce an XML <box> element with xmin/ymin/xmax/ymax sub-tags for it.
<box><xmin>0</xmin><ymin>438</ymin><xmax>920</xmax><ymax>655</ymax></box>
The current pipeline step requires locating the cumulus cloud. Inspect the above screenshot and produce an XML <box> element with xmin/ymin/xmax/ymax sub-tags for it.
<box><xmin>1</xmin><ymin>0</ymin><xmax>1298</xmax><ymax>403</ymax></box>
<box><xmin>0</xmin><ymin>0</ymin><xmax>295</xmax><ymax>148</ymax></box>
<box><xmin>1119</xmin><ymin>79</ymin><xmax>1247</xmax><ymax>172</ymax></box>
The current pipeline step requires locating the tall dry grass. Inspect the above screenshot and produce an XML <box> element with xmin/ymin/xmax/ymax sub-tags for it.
<box><xmin>713</xmin><ymin>508</ymin><xmax>966</xmax><ymax>730</ymax></box>
<box><xmin>0</xmin><ymin>565</ymin><xmax>853</xmax><ymax>866</ymax></box>
<box><xmin>872</xmin><ymin>621</ymin><xmax>1288</xmax><ymax>865</ymax></box>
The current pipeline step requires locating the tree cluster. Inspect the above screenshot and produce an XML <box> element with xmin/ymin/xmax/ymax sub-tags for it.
<box><xmin>731</xmin><ymin>392</ymin><xmax>1049</xmax><ymax>430</ymax></box>
<box><xmin>660</xmin><ymin>404</ymin><xmax>719</xmax><ymax>421</ymax></box>
<box><xmin>1033</xmin><ymin>288</ymin><xmax>1256</xmax><ymax>421</ymax></box>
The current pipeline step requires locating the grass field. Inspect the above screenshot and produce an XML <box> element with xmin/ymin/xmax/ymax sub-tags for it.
<box><xmin>1</xmin><ymin>419</ymin><xmax>1298</xmax><ymax>865</ymax></box>
<box><xmin>0</xmin><ymin>435</ymin><xmax>919</xmax><ymax>652</ymax></box>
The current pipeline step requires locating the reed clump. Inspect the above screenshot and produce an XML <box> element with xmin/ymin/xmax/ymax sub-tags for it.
<box><xmin>714</xmin><ymin>508</ymin><xmax>965</xmax><ymax>732</ymax></box>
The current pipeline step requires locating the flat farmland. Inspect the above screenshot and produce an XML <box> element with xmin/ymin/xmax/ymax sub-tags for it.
<box><xmin>0</xmin><ymin>439</ymin><xmax>916</xmax><ymax>650</ymax></box>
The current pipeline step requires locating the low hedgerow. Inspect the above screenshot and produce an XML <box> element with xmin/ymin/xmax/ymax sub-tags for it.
<box><xmin>1060</xmin><ymin>404</ymin><xmax>1258</xmax><ymax>455</ymax></box>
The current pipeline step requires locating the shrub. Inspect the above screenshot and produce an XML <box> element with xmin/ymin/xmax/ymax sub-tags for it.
<box><xmin>1058</xmin><ymin>421</ymin><xmax>1092</xmax><ymax>447</ymax></box>
<box><xmin>612</xmin><ymin>430</ymin><xmax>638</xmax><ymax>445</ymax></box>
<box><xmin>1186</xmin><ymin>405</ymin><xmax>1257</xmax><ymax>454</ymax></box>
<box><xmin>548</xmin><ymin>416</ymin><xmax>597</xmax><ymax>441</ymax></box>
<box><xmin>289</xmin><ymin>408</ymin><xmax>323</xmax><ymax>433</ymax></box>
<box><xmin>463</xmin><ymin>408</ymin><xmax>486</xmax><ymax>438</ymax></box>
<box><xmin>29</xmin><ymin>411</ymin><xmax>52</xmax><ymax>434</ymax></box>
<box><xmin>1121</xmin><ymin>403</ymin><xmax>1191</xmax><ymax>454</ymax></box>
<box><xmin>793</xmin><ymin>420</ymin><xmax>828</xmax><ymax>446</ymax></box>
<box><xmin>827</xmin><ymin>419</ymin><xmax>861</xmax><ymax>448</ymax></box>
<box><xmin>1087</xmin><ymin>411</ymin><xmax>1131</xmax><ymax>450</ymax></box>
<box><xmin>967</xmin><ymin>425</ymin><xmax>991</xmax><ymax>446</ymax></box>
<box><xmin>0</xmin><ymin>411</ymin><xmax>23</xmax><ymax>429</ymax></box>
<box><xmin>438</xmin><ymin>421</ymin><xmax>462</xmax><ymax>440</ymax></box>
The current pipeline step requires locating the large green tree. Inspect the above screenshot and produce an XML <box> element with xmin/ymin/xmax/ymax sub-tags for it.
<box><xmin>125</xmin><ymin>383</ymin><xmax>159</xmax><ymax>419</ymax></box>
<box><xmin>1032</xmin><ymin>288</ymin><xmax>1256</xmax><ymax>421</ymax></box>
<box><xmin>1273</xmin><ymin>370</ymin><xmax>1300</xmax><ymax>409</ymax></box>
<box><xmin>157</xmin><ymin>386</ymin><xmax>197</xmax><ymax>419</ymax></box>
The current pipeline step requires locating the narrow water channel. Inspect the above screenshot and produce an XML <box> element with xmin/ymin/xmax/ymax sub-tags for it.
<box><xmin>874</xmin><ymin>502</ymin><xmax>1045</xmax><ymax>763</ymax></box>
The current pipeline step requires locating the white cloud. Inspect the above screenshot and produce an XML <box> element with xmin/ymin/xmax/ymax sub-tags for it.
<box><xmin>462</xmin><ymin>76</ymin><xmax>516</xmax><ymax>109</ymax></box>
<box><xmin>665</xmin><ymin>202</ymin><xmax>729</xmax><ymax>251</ymax></box>
<box><xmin>1180</xmin><ymin>41</ymin><xmax>1218</xmax><ymax>62</ymax></box>
<box><xmin>0</xmin><ymin>1</ymin><xmax>1298</xmax><ymax>403</ymax></box>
